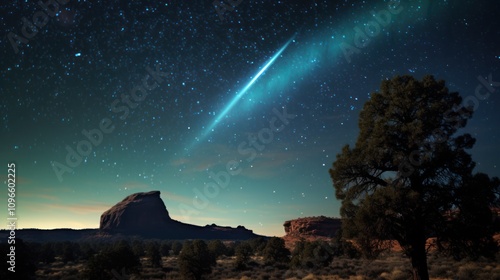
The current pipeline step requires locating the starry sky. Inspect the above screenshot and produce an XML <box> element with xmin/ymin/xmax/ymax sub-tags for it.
<box><xmin>0</xmin><ymin>0</ymin><xmax>499</xmax><ymax>237</ymax></box>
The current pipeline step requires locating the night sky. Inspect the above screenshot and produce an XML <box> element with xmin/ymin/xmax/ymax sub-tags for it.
<box><xmin>1</xmin><ymin>0</ymin><xmax>499</xmax><ymax>236</ymax></box>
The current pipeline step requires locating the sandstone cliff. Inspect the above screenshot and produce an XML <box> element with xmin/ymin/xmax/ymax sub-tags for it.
<box><xmin>283</xmin><ymin>216</ymin><xmax>341</xmax><ymax>244</ymax></box>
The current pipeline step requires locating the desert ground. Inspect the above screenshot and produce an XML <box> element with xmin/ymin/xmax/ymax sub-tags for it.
<box><xmin>33</xmin><ymin>244</ymin><xmax>500</xmax><ymax>280</ymax></box>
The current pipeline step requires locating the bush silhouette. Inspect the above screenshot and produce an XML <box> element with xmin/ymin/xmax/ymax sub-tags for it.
<box><xmin>262</xmin><ymin>237</ymin><xmax>290</xmax><ymax>265</ymax></box>
<box><xmin>160</xmin><ymin>241</ymin><xmax>171</xmax><ymax>257</ymax></box>
<box><xmin>171</xmin><ymin>241</ymin><xmax>183</xmax><ymax>255</ymax></box>
<box><xmin>146</xmin><ymin>241</ymin><xmax>162</xmax><ymax>268</ymax></box>
<box><xmin>131</xmin><ymin>239</ymin><xmax>145</xmax><ymax>257</ymax></box>
<box><xmin>38</xmin><ymin>242</ymin><xmax>56</xmax><ymax>264</ymax></box>
<box><xmin>83</xmin><ymin>240</ymin><xmax>140</xmax><ymax>280</ymax></box>
<box><xmin>61</xmin><ymin>241</ymin><xmax>79</xmax><ymax>263</ymax></box>
<box><xmin>248</xmin><ymin>237</ymin><xmax>267</xmax><ymax>255</ymax></box>
<box><xmin>179</xmin><ymin>240</ymin><xmax>216</xmax><ymax>280</ymax></box>
<box><xmin>234</xmin><ymin>242</ymin><xmax>253</xmax><ymax>270</ymax></box>
<box><xmin>79</xmin><ymin>242</ymin><xmax>97</xmax><ymax>261</ymax></box>
<box><xmin>291</xmin><ymin>240</ymin><xmax>334</xmax><ymax>268</ymax></box>
<box><xmin>208</xmin><ymin>240</ymin><xmax>227</xmax><ymax>259</ymax></box>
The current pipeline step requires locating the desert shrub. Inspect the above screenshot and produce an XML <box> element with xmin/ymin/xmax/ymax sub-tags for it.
<box><xmin>145</xmin><ymin>241</ymin><xmax>162</xmax><ymax>268</ymax></box>
<box><xmin>38</xmin><ymin>242</ymin><xmax>56</xmax><ymax>264</ymax></box>
<box><xmin>208</xmin><ymin>240</ymin><xmax>227</xmax><ymax>259</ymax></box>
<box><xmin>83</xmin><ymin>240</ymin><xmax>140</xmax><ymax>280</ymax></box>
<box><xmin>331</xmin><ymin>267</ymin><xmax>355</xmax><ymax>279</ymax></box>
<box><xmin>306</xmin><ymin>241</ymin><xmax>335</xmax><ymax>267</ymax></box>
<box><xmin>360</xmin><ymin>265</ymin><xmax>389</xmax><ymax>279</ymax></box>
<box><xmin>224</xmin><ymin>241</ymin><xmax>236</xmax><ymax>256</ymax></box>
<box><xmin>429</xmin><ymin>263</ymin><xmax>450</xmax><ymax>278</ymax></box>
<box><xmin>456</xmin><ymin>263</ymin><xmax>481</xmax><ymax>279</ymax></box>
<box><xmin>179</xmin><ymin>240</ymin><xmax>216</xmax><ymax>280</ymax></box>
<box><xmin>381</xmin><ymin>268</ymin><xmax>411</xmax><ymax>280</ymax></box>
<box><xmin>79</xmin><ymin>242</ymin><xmax>96</xmax><ymax>260</ymax></box>
<box><xmin>259</xmin><ymin>273</ymin><xmax>271</xmax><ymax>280</ymax></box>
<box><xmin>291</xmin><ymin>240</ymin><xmax>334</xmax><ymax>268</ymax></box>
<box><xmin>336</xmin><ymin>240</ymin><xmax>361</xmax><ymax>259</ymax></box>
<box><xmin>61</xmin><ymin>241</ymin><xmax>80</xmax><ymax>263</ymax></box>
<box><xmin>248</xmin><ymin>237</ymin><xmax>268</xmax><ymax>255</ymax></box>
<box><xmin>290</xmin><ymin>240</ymin><xmax>306</xmax><ymax>267</ymax></box>
<box><xmin>234</xmin><ymin>242</ymin><xmax>253</xmax><ymax>270</ymax></box>
<box><xmin>262</xmin><ymin>237</ymin><xmax>290</xmax><ymax>265</ymax></box>
<box><xmin>171</xmin><ymin>241</ymin><xmax>183</xmax><ymax>255</ymax></box>
<box><xmin>160</xmin><ymin>241</ymin><xmax>171</xmax><ymax>257</ymax></box>
<box><xmin>131</xmin><ymin>239</ymin><xmax>145</xmax><ymax>257</ymax></box>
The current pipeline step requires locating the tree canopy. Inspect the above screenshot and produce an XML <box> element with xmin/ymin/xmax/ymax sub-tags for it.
<box><xmin>179</xmin><ymin>240</ymin><xmax>216</xmax><ymax>280</ymax></box>
<box><xmin>329</xmin><ymin>75</ymin><xmax>499</xmax><ymax>280</ymax></box>
<box><xmin>83</xmin><ymin>240</ymin><xmax>140</xmax><ymax>280</ymax></box>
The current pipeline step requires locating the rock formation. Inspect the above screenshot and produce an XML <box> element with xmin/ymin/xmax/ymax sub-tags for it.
<box><xmin>283</xmin><ymin>216</ymin><xmax>341</xmax><ymax>242</ymax></box>
<box><xmin>99</xmin><ymin>190</ymin><xmax>259</xmax><ymax>240</ymax></box>
<box><xmin>100</xmin><ymin>191</ymin><xmax>172</xmax><ymax>233</ymax></box>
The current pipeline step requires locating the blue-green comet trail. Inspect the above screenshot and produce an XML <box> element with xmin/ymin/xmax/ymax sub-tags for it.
<box><xmin>0</xmin><ymin>0</ymin><xmax>498</xmax><ymax>237</ymax></box>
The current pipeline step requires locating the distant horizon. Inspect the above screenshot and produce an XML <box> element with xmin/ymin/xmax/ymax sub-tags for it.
<box><xmin>1</xmin><ymin>1</ymin><xmax>499</xmax><ymax>241</ymax></box>
<box><xmin>0</xmin><ymin>189</ymin><xmax>341</xmax><ymax>237</ymax></box>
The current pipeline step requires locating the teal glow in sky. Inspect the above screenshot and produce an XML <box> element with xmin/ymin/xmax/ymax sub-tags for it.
<box><xmin>188</xmin><ymin>35</ymin><xmax>296</xmax><ymax>150</ymax></box>
<box><xmin>1</xmin><ymin>0</ymin><xmax>499</xmax><ymax>237</ymax></box>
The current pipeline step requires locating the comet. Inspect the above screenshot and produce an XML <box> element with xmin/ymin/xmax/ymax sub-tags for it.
<box><xmin>182</xmin><ymin>1</ymin><xmax>437</xmax><ymax>155</ymax></box>
<box><xmin>190</xmin><ymin>35</ymin><xmax>295</xmax><ymax>148</ymax></box>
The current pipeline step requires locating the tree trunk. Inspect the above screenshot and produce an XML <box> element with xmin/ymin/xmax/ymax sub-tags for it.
<box><xmin>409</xmin><ymin>238</ymin><xmax>429</xmax><ymax>280</ymax></box>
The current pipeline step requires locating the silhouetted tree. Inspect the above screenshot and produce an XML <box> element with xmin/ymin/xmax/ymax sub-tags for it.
<box><xmin>146</xmin><ymin>241</ymin><xmax>162</xmax><ymax>268</ymax></box>
<box><xmin>262</xmin><ymin>237</ymin><xmax>290</xmax><ymax>265</ymax></box>
<box><xmin>332</xmin><ymin>229</ymin><xmax>360</xmax><ymax>258</ymax></box>
<box><xmin>179</xmin><ymin>240</ymin><xmax>216</xmax><ymax>280</ymax></box>
<box><xmin>79</xmin><ymin>242</ymin><xmax>96</xmax><ymax>261</ymax></box>
<box><xmin>83</xmin><ymin>240</ymin><xmax>140</xmax><ymax>280</ymax></box>
<box><xmin>131</xmin><ymin>239</ymin><xmax>145</xmax><ymax>257</ymax></box>
<box><xmin>61</xmin><ymin>241</ymin><xmax>79</xmax><ymax>263</ymax></box>
<box><xmin>440</xmin><ymin>173</ymin><xmax>500</xmax><ymax>260</ymax></box>
<box><xmin>160</xmin><ymin>241</ymin><xmax>171</xmax><ymax>257</ymax></box>
<box><xmin>224</xmin><ymin>242</ymin><xmax>236</xmax><ymax>257</ymax></box>
<box><xmin>290</xmin><ymin>240</ymin><xmax>305</xmax><ymax>268</ymax></box>
<box><xmin>234</xmin><ymin>242</ymin><xmax>253</xmax><ymax>270</ymax></box>
<box><xmin>171</xmin><ymin>241</ymin><xmax>183</xmax><ymax>255</ymax></box>
<box><xmin>207</xmin><ymin>240</ymin><xmax>227</xmax><ymax>259</ymax></box>
<box><xmin>38</xmin><ymin>242</ymin><xmax>56</xmax><ymax>264</ymax></box>
<box><xmin>248</xmin><ymin>237</ymin><xmax>267</xmax><ymax>256</ymax></box>
<box><xmin>291</xmin><ymin>240</ymin><xmax>334</xmax><ymax>268</ymax></box>
<box><xmin>329</xmin><ymin>75</ymin><xmax>500</xmax><ymax>280</ymax></box>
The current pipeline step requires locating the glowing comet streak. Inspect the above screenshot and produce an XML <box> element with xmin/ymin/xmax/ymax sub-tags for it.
<box><xmin>194</xmin><ymin>35</ymin><xmax>295</xmax><ymax>146</ymax></box>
